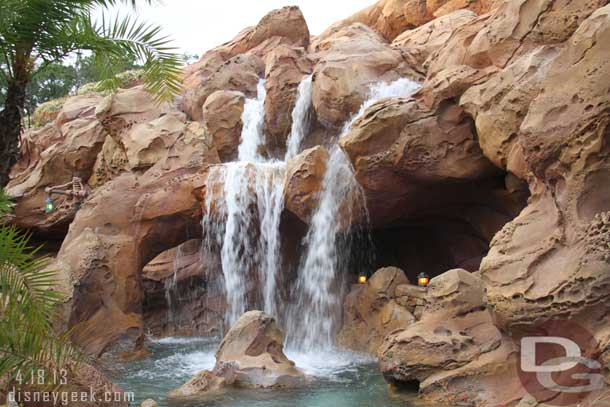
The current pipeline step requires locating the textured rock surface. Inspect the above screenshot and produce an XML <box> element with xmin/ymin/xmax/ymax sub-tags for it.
<box><xmin>169</xmin><ymin>311</ymin><xmax>308</xmax><ymax>397</ymax></box>
<box><xmin>311</xmin><ymin>23</ymin><xmax>422</xmax><ymax>128</ymax></box>
<box><xmin>201</xmin><ymin>90</ymin><xmax>245</xmax><ymax>162</ymax></box>
<box><xmin>391</xmin><ymin>10</ymin><xmax>477</xmax><ymax>69</ymax></box>
<box><xmin>181</xmin><ymin>6</ymin><xmax>310</xmax><ymax>121</ymax></box>
<box><xmin>480</xmin><ymin>4</ymin><xmax>610</xmax><ymax>333</ymax></box>
<box><xmin>340</xmin><ymin>96</ymin><xmax>499</xmax><ymax>225</ymax></box>
<box><xmin>284</xmin><ymin>146</ymin><xmax>328</xmax><ymax>223</ymax></box>
<box><xmin>142</xmin><ymin>239</ymin><xmax>225</xmax><ymax>337</ymax></box>
<box><xmin>263</xmin><ymin>45</ymin><xmax>312</xmax><ymax>156</ymax></box>
<box><xmin>378</xmin><ymin>269</ymin><xmax>523</xmax><ymax>405</ymax></box>
<box><xmin>337</xmin><ymin>267</ymin><xmax>415</xmax><ymax>353</ymax></box>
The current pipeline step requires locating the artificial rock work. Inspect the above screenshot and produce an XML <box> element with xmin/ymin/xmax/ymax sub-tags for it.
<box><xmin>5</xmin><ymin>0</ymin><xmax>610</xmax><ymax>405</ymax></box>
<box><xmin>168</xmin><ymin>311</ymin><xmax>308</xmax><ymax>398</ymax></box>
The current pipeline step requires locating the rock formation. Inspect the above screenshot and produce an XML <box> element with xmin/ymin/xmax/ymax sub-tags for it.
<box><xmin>168</xmin><ymin>311</ymin><xmax>308</xmax><ymax>397</ymax></box>
<box><xmin>5</xmin><ymin>0</ymin><xmax>610</xmax><ymax>405</ymax></box>
<box><xmin>337</xmin><ymin>267</ymin><xmax>416</xmax><ymax>353</ymax></box>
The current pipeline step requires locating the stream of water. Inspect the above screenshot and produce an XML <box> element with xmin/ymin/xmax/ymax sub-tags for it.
<box><xmin>118</xmin><ymin>76</ymin><xmax>422</xmax><ymax>406</ymax></box>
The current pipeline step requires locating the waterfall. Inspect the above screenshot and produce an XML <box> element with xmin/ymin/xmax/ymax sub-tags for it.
<box><xmin>287</xmin><ymin>78</ymin><xmax>421</xmax><ymax>351</ymax></box>
<box><xmin>285</xmin><ymin>75</ymin><xmax>313</xmax><ymax>161</ymax></box>
<box><xmin>201</xmin><ymin>74</ymin><xmax>418</xmax><ymax>345</ymax></box>
<box><xmin>202</xmin><ymin>78</ymin><xmax>287</xmax><ymax>327</ymax></box>
<box><xmin>237</xmin><ymin>79</ymin><xmax>267</xmax><ymax>162</ymax></box>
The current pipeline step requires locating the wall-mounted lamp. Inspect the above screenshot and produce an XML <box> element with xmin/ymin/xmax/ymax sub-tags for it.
<box><xmin>358</xmin><ymin>272</ymin><xmax>367</xmax><ymax>285</ymax></box>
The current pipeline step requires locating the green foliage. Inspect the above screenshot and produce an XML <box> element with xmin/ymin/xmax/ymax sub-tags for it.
<box><xmin>0</xmin><ymin>0</ymin><xmax>182</xmax><ymax>107</ymax></box>
<box><xmin>0</xmin><ymin>190</ymin><xmax>79</xmax><ymax>387</ymax></box>
<box><xmin>0</xmin><ymin>188</ymin><xmax>13</xmax><ymax>217</ymax></box>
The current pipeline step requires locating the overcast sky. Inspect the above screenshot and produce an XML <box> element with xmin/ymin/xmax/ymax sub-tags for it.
<box><xmin>98</xmin><ymin>1</ymin><xmax>373</xmax><ymax>56</ymax></box>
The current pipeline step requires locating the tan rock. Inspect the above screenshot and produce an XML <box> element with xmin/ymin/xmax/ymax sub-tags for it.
<box><xmin>263</xmin><ymin>45</ymin><xmax>312</xmax><ymax>156</ymax></box>
<box><xmin>313</xmin><ymin>0</ymin><xmax>497</xmax><ymax>45</ymax></box>
<box><xmin>201</xmin><ymin>90</ymin><xmax>245</xmax><ymax>162</ymax></box>
<box><xmin>461</xmin><ymin>45</ymin><xmax>561</xmax><ymax>171</ymax></box>
<box><xmin>428</xmin><ymin>0</ymin><xmax>607</xmax><ymax>75</ymax></box>
<box><xmin>378</xmin><ymin>269</ymin><xmax>524</xmax><ymax>405</ymax></box>
<box><xmin>169</xmin><ymin>311</ymin><xmax>308</xmax><ymax>398</ymax></box>
<box><xmin>181</xmin><ymin>53</ymin><xmax>263</xmax><ymax>122</ymax></box>
<box><xmin>340</xmin><ymin>97</ymin><xmax>497</xmax><ymax>225</ymax></box>
<box><xmin>284</xmin><ymin>146</ymin><xmax>328</xmax><ymax>223</ymax></box>
<box><xmin>311</xmin><ymin>23</ymin><xmax>422</xmax><ymax>128</ymax></box>
<box><xmin>391</xmin><ymin>9</ymin><xmax>477</xmax><ymax>68</ymax></box>
<box><xmin>480</xmin><ymin>4</ymin><xmax>610</xmax><ymax>332</ymax></box>
<box><xmin>337</xmin><ymin>267</ymin><xmax>415</xmax><ymax>353</ymax></box>
<box><xmin>140</xmin><ymin>400</ymin><xmax>158</xmax><ymax>407</ymax></box>
<box><xmin>181</xmin><ymin>6</ymin><xmax>310</xmax><ymax>120</ymax></box>
<box><xmin>6</xmin><ymin>95</ymin><xmax>106</xmax><ymax>234</ymax></box>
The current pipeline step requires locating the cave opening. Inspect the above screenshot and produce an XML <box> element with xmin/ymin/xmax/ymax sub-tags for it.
<box><xmin>364</xmin><ymin>173</ymin><xmax>530</xmax><ymax>282</ymax></box>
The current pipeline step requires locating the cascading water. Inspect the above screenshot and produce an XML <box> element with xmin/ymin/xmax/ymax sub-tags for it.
<box><xmin>202</xmin><ymin>79</ymin><xmax>286</xmax><ymax>327</ymax></box>
<box><xmin>287</xmin><ymin>77</ymin><xmax>421</xmax><ymax>351</ymax></box>
<box><xmin>285</xmin><ymin>74</ymin><xmax>313</xmax><ymax>161</ymax></box>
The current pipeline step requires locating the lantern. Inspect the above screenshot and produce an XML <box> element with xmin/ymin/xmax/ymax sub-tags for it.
<box><xmin>417</xmin><ymin>272</ymin><xmax>430</xmax><ymax>287</ymax></box>
<box><xmin>44</xmin><ymin>197</ymin><xmax>54</xmax><ymax>214</ymax></box>
<box><xmin>358</xmin><ymin>272</ymin><xmax>367</xmax><ymax>285</ymax></box>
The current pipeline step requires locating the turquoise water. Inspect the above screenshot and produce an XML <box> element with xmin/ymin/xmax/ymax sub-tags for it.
<box><xmin>112</xmin><ymin>337</ymin><xmax>419</xmax><ymax>407</ymax></box>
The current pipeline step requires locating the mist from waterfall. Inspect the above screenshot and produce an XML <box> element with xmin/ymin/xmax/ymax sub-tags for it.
<box><xmin>287</xmin><ymin>77</ymin><xmax>421</xmax><ymax>352</ymax></box>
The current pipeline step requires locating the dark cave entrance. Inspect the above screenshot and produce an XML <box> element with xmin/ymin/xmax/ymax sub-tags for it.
<box><xmin>365</xmin><ymin>174</ymin><xmax>531</xmax><ymax>282</ymax></box>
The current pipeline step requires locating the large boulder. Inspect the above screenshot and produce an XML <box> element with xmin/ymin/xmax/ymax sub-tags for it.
<box><xmin>284</xmin><ymin>146</ymin><xmax>328</xmax><ymax>223</ymax></box>
<box><xmin>181</xmin><ymin>53</ymin><xmax>263</xmax><ymax>122</ymax></box>
<box><xmin>427</xmin><ymin>0</ymin><xmax>608</xmax><ymax>75</ymax></box>
<box><xmin>201</xmin><ymin>90</ymin><xmax>245</xmax><ymax>162</ymax></box>
<box><xmin>391</xmin><ymin>10</ymin><xmax>478</xmax><ymax>69</ymax></box>
<box><xmin>337</xmin><ymin>267</ymin><xmax>415</xmax><ymax>353</ymax></box>
<box><xmin>169</xmin><ymin>311</ymin><xmax>308</xmax><ymax>397</ymax></box>
<box><xmin>312</xmin><ymin>0</ymin><xmax>497</xmax><ymax>45</ymax></box>
<box><xmin>460</xmin><ymin>45</ymin><xmax>561</xmax><ymax>172</ymax></box>
<box><xmin>339</xmin><ymin>96</ymin><xmax>498</xmax><ymax>226</ymax></box>
<box><xmin>311</xmin><ymin>23</ymin><xmax>422</xmax><ymax>129</ymax></box>
<box><xmin>378</xmin><ymin>269</ymin><xmax>523</xmax><ymax>405</ymax></box>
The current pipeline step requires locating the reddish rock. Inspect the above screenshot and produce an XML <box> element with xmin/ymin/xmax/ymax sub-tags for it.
<box><xmin>201</xmin><ymin>90</ymin><xmax>245</xmax><ymax>162</ymax></box>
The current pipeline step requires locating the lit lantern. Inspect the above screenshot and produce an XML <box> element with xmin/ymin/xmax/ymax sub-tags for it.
<box><xmin>44</xmin><ymin>197</ymin><xmax>54</xmax><ymax>214</ymax></box>
<box><xmin>358</xmin><ymin>272</ymin><xmax>367</xmax><ymax>284</ymax></box>
<box><xmin>417</xmin><ymin>272</ymin><xmax>430</xmax><ymax>287</ymax></box>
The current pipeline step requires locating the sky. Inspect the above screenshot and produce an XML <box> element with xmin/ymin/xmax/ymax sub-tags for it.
<box><xmin>98</xmin><ymin>1</ymin><xmax>374</xmax><ymax>56</ymax></box>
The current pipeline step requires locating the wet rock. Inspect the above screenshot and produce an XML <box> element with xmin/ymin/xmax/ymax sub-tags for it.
<box><xmin>337</xmin><ymin>267</ymin><xmax>415</xmax><ymax>353</ymax></box>
<box><xmin>263</xmin><ymin>45</ymin><xmax>313</xmax><ymax>156</ymax></box>
<box><xmin>140</xmin><ymin>400</ymin><xmax>158</xmax><ymax>407</ymax></box>
<box><xmin>284</xmin><ymin>146</ymin><xmax>328</xmax><ymax>223</ymax></box>
<box><xmin>169</xmin><ymin>311</ymin><xmax>309</xmax><ymax>398</ymax></box>
<box><xmin>311</xmin><ymin>23</ymin><xmax>422</xmax><ymax>128</ymax></box>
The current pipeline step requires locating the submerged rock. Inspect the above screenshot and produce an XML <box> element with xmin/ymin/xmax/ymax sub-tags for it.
<box><xmin>168</xmin><ymin>311</ymin><xmax>309</xmax><ymax>398</ymax></box>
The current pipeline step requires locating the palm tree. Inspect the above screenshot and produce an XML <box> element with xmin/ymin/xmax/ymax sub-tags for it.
<box><xmin>0</xmin><ymin>0</ymin><xmax>183</xmax><ymax>186</ymax></box>
<box><xmin>0</xmin><ymin>189</ymin><xmax>79</xmax><ymax>392</ymax></box>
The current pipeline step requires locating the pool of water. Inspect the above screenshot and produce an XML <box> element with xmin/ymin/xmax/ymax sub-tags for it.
<box><xmin>112</xmin><ymin>337</ymin><xmax>420</xmax><ymax>407</ymax></box>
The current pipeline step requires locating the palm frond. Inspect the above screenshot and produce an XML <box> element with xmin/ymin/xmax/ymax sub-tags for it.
<box><xmin>60</xmin><ymin>11</ymin><xmax>182</xmax><ymax>102</ymax></box>
<box><xmin>0</xmin><ymin>226</ymin><xmax>80</xmax><ymax>384</ymax></box>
